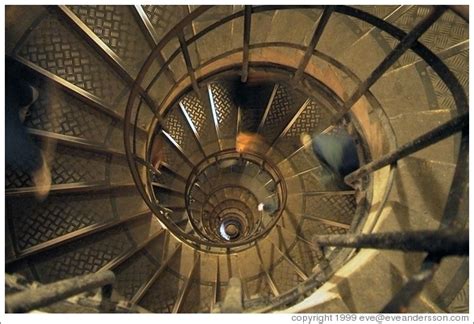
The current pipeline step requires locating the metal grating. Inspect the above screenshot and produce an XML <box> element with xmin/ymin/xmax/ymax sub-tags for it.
<box><xmin>305</xmin><ymin>194</ymin><xmax>356</xmax><ymax>225</ymax></box>
<box><xmin>180</xmin><ymin>93</ymin><xmax>217</xmax><ymax>148</ymax></box>
<box><xmin>164</xmin><ymin>108</ymin><xmax>201</xmax><ymax>158</ymax></box>
<box><xmin>209</xmin><ymin>83</ymin><xmax>237</xmax><ymax>139</ymax></box>
<box><xmin>270</xmin><ymin>257</ymin><xmax>304</xmax><ymax>294</ymax></box>
<box><xmin>285</xmin><ymin>100</ymin><xmax>323</xmax><ymax>138</ymax></box>
<box><xmin>380</xmin><ymin>8</ymin><xmax>468</xmax><ymax>68</ymax></box>
<box><xmin>6</xmin><ymin>194</ymin><xmax>114</xmax><ymax>251</ymax></box>
<box><xmin>24</xmin><ymin>85</ymin><xmax>113</xmax><ymax>142</ymax></box>
<box><xmin>18</xmin><ymin>12</ymin><xmax>127</xmax><ymax>106</ymax></box>
<box><xmin>5</xmin><ymin>145</ymin><xmax>107</xmax><ymax>189</ymax></box>
<box><xmin>114</xmin><ymin>250</ymin><xmax>158</xmax><ymax>300</ymax></box>
<box><xmin>260</xmin><ymin>85</ymin><xmax>306</xmax><ymax>142</ymax></box>
<box><xmin>139</xmin><ymin>269</ymin><xmax>182</xmax><ymax>313</ymax></box>
<box><xmin>157</xmin><ymin>136</ymin><xmax>189</xmax><ymax>173</ymax></box>
<box><xmin>427</xmin><ymin>50</ymin><xmax>469</xmax><ymax>111</ymax></box>
<box><xmin>288</xmin><ymin>240</ymin><xmax>320</xmax><ymax>275</ymax></box>
<box><xmin>68</xmin><ymin>5</ymin><xmax>151</xmax><ymax>74</ymax></box>
<box><xmin>142</xmin><ymin>5</ymin><xmax>189</xmax><ymax>39</ymax></box>
<box><xmin>30</xmin><ymin>225</ymin><xmax>133</xmax><ymax>283</ymax></box>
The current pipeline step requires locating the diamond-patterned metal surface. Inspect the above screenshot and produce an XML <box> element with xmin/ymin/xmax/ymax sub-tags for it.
<box><xmin>380</xmin><ymin>8</ymin><xmax>468</xmax><ymax>68</ymax></box>
<box><xmin>288</xmin><ymin>240</ymin><xmax>320</xmax><ymax>275</ymax></box>
<box><xmin>209</xmin><ymin>83</ymin><xmax>237</xmax><ymax>140</ymax></box>
<box><xmin>350</xmin><ymin>5</ymin><xmax>401</xmax><ymax>34</ymax></box>
<box><xmin>261</xmin><ymin>85</ymin><xmax>306</xmax><ymax>143</ymax></box>
<box><xmin>285</xmin><ymin>100</ymin><xmax>323</xmax><ymax>138</ymax></box>
<box><xmin>305</xmin><ymin>194</ymin><xmax>356</xmax><ymax>225</ymax></box>
<box><xmin>31</xmin><ymin>225</ymin><xmax>133</xmax><ymax>283</ymax></box>
<box><xmin>181</xmin><ymin>94</ymin><xmax>210</xmax><ymax>133</ymax></box>
<box><xmin>427</xmin><ymin>50</ymin><xmax>469</xmax><ymax>111</ymax></box>
<box><xmin>139</xmin><ymin>269</ymin><xmax>182</xmax><ymax>313</ymax></box>
<box><xmin>68</xmin><ymin>5</ymin><xmax>151</xmax><ymax>74</ymax></box>
<box><xmin>142</xmin><ymin>5</ymin><xmax>188</xmax><ymax>39</ymax></box>
<box><xmin>114</xmin><ymin>250</ymin><xmax>158</xmax><ymax>300</ymax></box>
<box><xmin>24</xmin><ymin>85</ymin><xmax>113</xmax><ymax>142</ymax></box>
<box><xmin>164</xmin><ymin>108</ymin><xmax>201</xmax><ymax>158</ymax></box>
<box><xmin>181</xmin><ymin>281</ymin><xmax>213</xmax><ymax>313</ymax></box>
<box><xmin>18</xmin><ymin>12</ymin><xmax>127</xmax><ymax>107</ymax></box>
<box><xmin>6</xmin><ymin>193</ymin><xmax>114</xmax><ymax>251</ymax></box>
<box><xmin>301</xmin><ymin>218</ymin><xmax>348</xmax><ymax>238</ymax></box>
<box><xmin>270</xmin><ymin>258</ymin><xmax>303</xmax><ymax>294</ymax></box>
<box><xmin>6</xmin><ymin>145</ymin><xmax>107</xmax><ymax>189</ymax></box>
<box><xmin>156</xmin><ymin>136</ymin><xmax>190</xmax><ymax>174</ymax></box>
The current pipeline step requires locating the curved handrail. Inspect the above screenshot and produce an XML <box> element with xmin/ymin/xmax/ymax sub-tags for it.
<box><xmin>123</xmin><ymin>4</ymin><xmax>468</xmax><ymax>309</ymax></box>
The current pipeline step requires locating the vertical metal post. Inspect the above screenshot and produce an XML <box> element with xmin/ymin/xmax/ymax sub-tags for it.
<box><xmin>293</xmin><ymin>6</ymin><xmax>334</xmax><ymax>83</ymax></box>
<box><xmin>178</xmin><ymin>31</ymin><xmax>201</xmax><ymax>97</ymax></box>
<box><xmin>333</xmin><ymin>6</ymin><xmax>447</xmax><ymax>124</ymax></box>
<box><xmin>241</xmin><ymin>5</ymin><xmax>252</xmax><ymax>83</ymax></box>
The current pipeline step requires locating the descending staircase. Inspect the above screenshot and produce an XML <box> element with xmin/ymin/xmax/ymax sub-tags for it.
<box><xmin>5</xmin><ymin>5</ymin><xmax>468</xmax><ymax>313</ymax></box>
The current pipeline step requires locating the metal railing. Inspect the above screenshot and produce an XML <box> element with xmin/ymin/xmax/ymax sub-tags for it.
<box><xmin>120</xmin><ymin>5</ymin><xmax>468</xmax><ymax>312</ymax></box>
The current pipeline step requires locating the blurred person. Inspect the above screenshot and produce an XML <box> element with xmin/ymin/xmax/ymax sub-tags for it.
<box><xmin>301</xmin><ymin>127</ymin><xmax>360</xmax><ymax>190</ymax></box>
<box><xmin>6</xmin><ymin>74</ymin><xmax>51</xmax><ymax>200</ymax></box>
<box><xmin>236</xmin><ymin>131</ymin><xmax>265</xmax><ymax>154</ymax></box>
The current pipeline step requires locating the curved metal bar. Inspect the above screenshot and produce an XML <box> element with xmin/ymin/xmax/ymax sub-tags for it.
<box><xmin>124</xmin><ymin>2</ymin><xmax>467</xmax><ymax>268</ymax></box>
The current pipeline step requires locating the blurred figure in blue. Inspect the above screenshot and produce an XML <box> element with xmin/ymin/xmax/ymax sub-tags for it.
<box><xmin>304</xmin><ymin>127</ymin><xmax>360</xmax><ymax>190</ymax></box>
<box><xmin>6</xmin><ymin>72</ymin><xmax>51</xmax><ymax>200</ymax></box>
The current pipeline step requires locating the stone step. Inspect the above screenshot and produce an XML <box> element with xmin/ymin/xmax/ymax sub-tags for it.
<box><xmin>266</xmin><ymin>9</ymin><xmax>321</xmax><ymax>46</ymax></box>
<box><xmin>388</xmin><ymin>109</ymin><xmax>459</xmax><ymax>164</ymax></box>
<box><xmin>387</xmin><ymin>156</ymin><xmax>455</xmax><ymax>224</ymax></box>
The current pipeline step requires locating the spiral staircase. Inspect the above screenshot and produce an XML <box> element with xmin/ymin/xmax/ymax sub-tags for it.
<box><xmin>4</xmin><ymin>5</ymin><xmax>469</xmax><ymax>313</ymax></box>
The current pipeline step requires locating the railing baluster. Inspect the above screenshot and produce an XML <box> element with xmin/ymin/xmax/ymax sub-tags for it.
<box><xmin>257</xmin><ymin>84</ymin><xmax>279</xmax><ymax>133</ymax></box>
<box><xmin>276</xmin><ymin>224</ymin><xmax>323</xmax><ymax>255</ymax></box>
<box><xmin>161</xmin><ymin>130</ymin><xmax>196</xmax><ymax>169</ymax></box>
<box><xmin>211</xmin><ymin>256</ymin><xmax>219</xmax><ymax>311</ymax></box>
<box><xmin>255</xmin><ymin>243</ymin><xmax>280</xmax><ymax>296</ymax></box>
<box><xmin>207</xmin><ymin>84</ymin><xmax>223</xmax><ymax>151</ymax></box>
<box><xmin>266</xmin><ymin>98</ymin><xmax>312</xmax><ymax>156</ymax></box>
<box><xmin>132</xmin><ymin>5</ymin><xmax>177</xmax><ymax>83</ymax></box>
<box><xmin>241</xmin><ymin>5</ymin><xmax>252</xmax><ymax>83</ymax></box>
<box><xmin>130</xmin><ymin>244</ymin><xmax>182</xmax><ymax>304</ymax></box>
<box><xmin>293</xmin><ymin>6</ymin><xmax>334</xmax><ymax>83</ymax></box>
<box><xmin>179</xmin><ymin>102</ymin><xmax>207</xmax><ymax>157</ymax></box>
<box><xmin>269</xmin><ymin>239</ymin><xmax>308</xmax><ymax>280</ymax></box>
<box><xmin>99</xmin><ymin>229</ymin><xmax>164</xmax><ymax>272</ymax></box>
<box><xmin>382</xmin><ymin>132</ymin><xmax>469</xmax><ymax>312</ymax></box>
<box><xmin>345</xmin><ymin>113</ymin><xmax>468</xmax><ymax>185</ymax></box>
<box><xmin>350</xmin><ymin>5</ymin><xmax>413</xmax><ymax>49</ymax></box>
<box><xmin>56</xmin><ymin>5</ymin><xmax>159</xmax><ymax>113</ymax></box>
<box><xmin>382</xmin><ymin>258</ymin><xmax>439</xmax><ymax>313</ymax></box>
<box><xmin>9</xmin><ymin>56</ymin><xmax>147</xmax><ymax>135</ymax></box>
<box><xmin>134</xmin><ymin>155</ymin><xmax>162</xmax><ymax>177</ymax></box>
<box><xmin>178</xmin><ymin>31</ymin><xmax>201</xmax><ymax>97</ymax></box>
<box><xmin>332</xmin><ymin>6</ymin><xmax>447</xmax><ymax>124</ymax></box>
<box><xmin>172</xmin><ymin>254</ymin><xmax>201</xmax><ymax>313</ymax></box>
